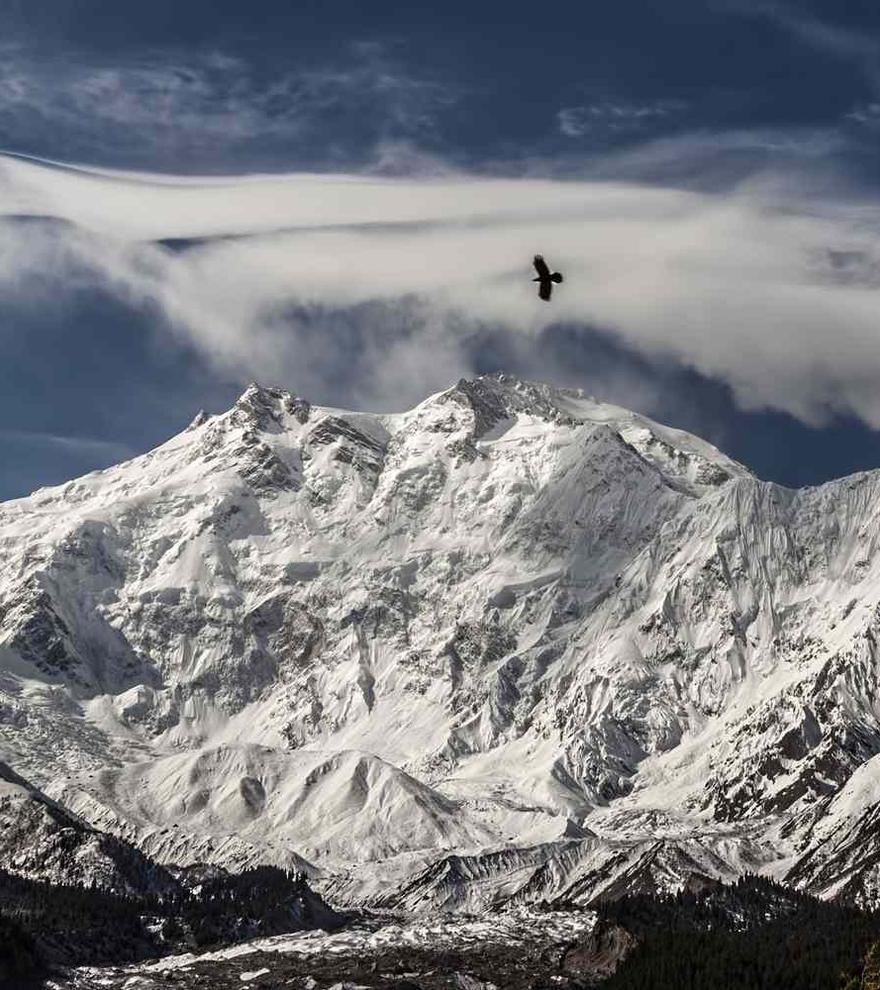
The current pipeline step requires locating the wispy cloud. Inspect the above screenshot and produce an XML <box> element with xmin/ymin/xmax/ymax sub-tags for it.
<box><xmin>732</xmin><ymin>6</ymin><xmax>880</xmax><ymax>141</ymax></box>
<box><xmin>725</xmin><ymin>3</ymin><xmax>880</xmax><ymax>97</ymax></box>
<box><xmin>0</xmin><ymin>429</ymin><xmax>134</xmax><ymax>460</ymax></box>
<box><xmin>6</xmin><ymin>154</ymin><xmax>880</xmax><ymax>426</ymax></box>
<box><xmin>845</xmin><ymin>102</ymin><xmax>880</xmax><ymax>130</ymax></box>
<box><xmin>0</xmin><ymin>43</ymin><xmax>458</xmax><ymax>167</ymax></box>
<box><xmin>557</xmin><ymin>99</ymin><xmax>688</xmax><ymax>139</ymax></box>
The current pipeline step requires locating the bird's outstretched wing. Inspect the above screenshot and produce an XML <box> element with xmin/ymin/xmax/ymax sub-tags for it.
<box><xmin>538</xmin><ymin>280</ymin><xmax>552</xmax><ymax>301</ymax></box>
<box><xmin>533</xmin><ymin>255</ymin><xmax>550</xmax><ymax>278</ymax></box>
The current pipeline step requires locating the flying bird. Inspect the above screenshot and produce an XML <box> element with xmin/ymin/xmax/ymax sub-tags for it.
<box><xmin>532</xmin><ymin>255</ymin><xmax>563</xmax><ymax>301</ymax></box>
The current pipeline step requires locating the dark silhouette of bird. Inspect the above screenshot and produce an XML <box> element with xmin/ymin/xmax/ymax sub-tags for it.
<box><xmin>532</xmin><ymin>255</ymin><xmax>563</xmax><ymax>301</ymax></box>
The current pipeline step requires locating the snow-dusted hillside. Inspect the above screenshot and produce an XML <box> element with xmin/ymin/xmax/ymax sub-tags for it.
<box><xmin>4</xmin><ymin>373</ymin><xmax>880</xmax><ymax>907</ymax></box>
<box><xmin>0</xmin><ymin>760</ymin><xmax>175</xmax><ymax>894</ymax></box>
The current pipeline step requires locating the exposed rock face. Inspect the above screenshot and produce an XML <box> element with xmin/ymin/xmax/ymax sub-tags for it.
<box><xmin>0</xmin><ymin>761</ymin><xmax>175</xmax><ymax>894</ymax></box>
<box><xmin>864</xmin><ymin>943</ymin><xmax>880</xmax><ymax>990</ymax></box>
<box><xmin>561</xmin><ymin>918</ymin><xmax>638</xmax><ymax>979</ymax></box>
<box><xmin>4</xmin><ymin>373</ymin><xmax>880</xmax><ymax>907</ymax></box>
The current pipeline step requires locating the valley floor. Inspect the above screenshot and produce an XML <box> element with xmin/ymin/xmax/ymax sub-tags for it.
<box><xmin>47</xmin><ymin>877</ymin><xmax>880</xmax><ymax>990</ymax></box>
<box><xmin>53</xmin><ymin>909</ymin><xmax>603</xmax><ymax>990</ymax></box>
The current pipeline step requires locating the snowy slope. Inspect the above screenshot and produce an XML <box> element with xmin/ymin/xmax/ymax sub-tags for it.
<box><xmin>4</xmin><ymin>373</ymin><xmax>880</xmax><ymax>906</ymax></box>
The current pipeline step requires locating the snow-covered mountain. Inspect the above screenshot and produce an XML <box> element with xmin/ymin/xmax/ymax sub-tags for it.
<box><xmin>3</xmin><ymin>373</ymin><xmax>880</xmax><ymax>908</ymax></box>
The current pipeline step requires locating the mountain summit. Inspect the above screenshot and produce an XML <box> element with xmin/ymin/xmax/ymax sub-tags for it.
<box><xmin>2</xmin><ymin>374</ymin><xmax>880</xmax><ymax>910</ymax></box>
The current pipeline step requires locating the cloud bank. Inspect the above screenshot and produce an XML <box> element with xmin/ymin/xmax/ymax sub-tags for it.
<box><xmin>3</xmin><ymin>152</ymin><xmax>880</xmax><ymax>425</ymax></box>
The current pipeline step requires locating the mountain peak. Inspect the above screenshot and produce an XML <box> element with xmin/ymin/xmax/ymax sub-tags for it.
<box><xmin>443</xmin><ymin>373</ymin><xmax>579</xmax><ymax>430</ymax></box>
<box><xmin>232</xmin><ymin>382</ymin><xmax>311</xmax><ymax>429</ymax></box>
<box><xmin>423</xmin><ymin>372</ymin><xmax>749</xmax><ymax>489</ymax></box>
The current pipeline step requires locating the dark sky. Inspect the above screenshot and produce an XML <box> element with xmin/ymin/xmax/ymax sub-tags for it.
<box><xmin>4</xmin><ymin>0</ymin><xmax>878</xmax><ymax>175</ymax></box>
<box><xmin>3</xmin><ymin>0</ymin><xmax>880</xmax><ymax>497</ymax></box>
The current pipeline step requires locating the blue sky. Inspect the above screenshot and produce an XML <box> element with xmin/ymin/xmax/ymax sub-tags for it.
<box><xmin>3</xmin><ymin>0</ymin><xmax>880</xmax><ymax>497</ymax></box>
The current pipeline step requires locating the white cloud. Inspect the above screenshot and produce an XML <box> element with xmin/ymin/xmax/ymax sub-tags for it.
<box><xmin>5</xmin><ymin>153</ymin><xmax>880</xmax><ymax>425</ymax></box>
